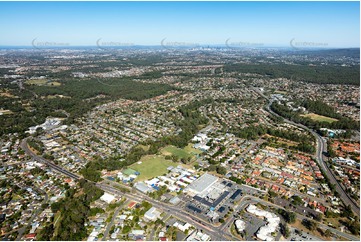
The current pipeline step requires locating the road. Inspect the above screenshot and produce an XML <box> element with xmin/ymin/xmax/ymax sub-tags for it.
<box><xmin>21</xmin><ymin>138</ymin><xmax>80</xmax><ymax>180</ymax></box>
<box><xmin>20</xmin><ymin>135</ymin><xmax>359</xmax><ymax>240</ymax></box>
<box><xmin>199</xmin><ymin>106</ymin><xmax>214</xmax><ymax>133</ymax></box>
<box><xmin>20</xmin><ymin>137</ymin><xmax>232</xmax><ymax>241</ymax></box>
<box><xmin>96</xmin><ymin>182</ymin><xmax>233</xmax><ymax>241</ymax></box>
<box><xmin>221</xmin><ymin>195</ymin><xmax>359</xmax><ymax>241</ymax></box>
<box><xmin>15</xmin><ymin>186</ymin><xmax>49</xmax><ymax>240</ymax></box>
<box><xmin>252</xmin><ymin>87</ymin><xmax>360</xmax><ymax>216</ymax></box>
<box><xmin>102</xmin><ymin>201</ymin><xmax>126</xmax><ymax>241</ymax></box>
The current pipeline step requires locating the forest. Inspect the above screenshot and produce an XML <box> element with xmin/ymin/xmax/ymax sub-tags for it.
<box><xmin>223</xmin><ymin>63</ymin><xmax>360</xmax><ymax>85</ymax></box>
<box><xmin>230</xmin><ymin>125</ymin><xmax>316</xmax><ymax>153</ymax></box>
<box><xmin>37</xmin><ymin>180</ymin><xmax>104</xmax><ymax>240</ymax></box>
<box><xmin>271</xmin><ymin>100</ymin><xmax>359</xmax><ymax>131</ymax></box>
<box><xmin>0</xmin><ymin>78</ymin><xmax>172</xmax><ymax>136</ymax></box>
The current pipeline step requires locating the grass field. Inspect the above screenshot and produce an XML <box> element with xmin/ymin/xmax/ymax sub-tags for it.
<box><xmin>0</xmin><ymin>109</ymin><xmax>13</xmax><ymax>115</ymax></box>
<box><xmin>26</xmin><ymin>79</ymin><xmax>62</xmax><ymax>86</ymax></box>
<box><xmin>161</xmin><ymin>144</ymin><xmax>202</xmax><ymax>161</ymax></box>
<box><xmin>46</xmin><ymin>94</ymin><xmax>71</xmax><ymax>99</ymax></box>
<box><xmin>137</xmin><ymin>144</ymin><xmax>150</xmax><ymax>152</ymax></box>
<box><xmin>0</xmin><ymin>92</ymin><xmax>17</xmax><ymax>98</ymax></box>
<box><xmin>301</xmin><ymin>113</ymin><xmax>338</xmax><ymax>123</ymax></box>
<box><xmin>161</xmin><ymin>145</ymin><xmax>191</xmax><ymax>159</ymax></box>
<box><xmin>26</xmin><ymin>79</ymin><xmax>48</xmax><ymax>85</ymax></box>
<box><xmin>264</xmin><ymin>134</ymin><xmax>298</xmax><ymax>147</ymax></box>
<box><xmin>129</xmin><ymin>155</ymin><xmax>177</xmax><ymax>181</ymax></box>
<box><xmin>184</xmin><ymin>143</ymin><xmax>203</xmax><ymax>155</ymax></box>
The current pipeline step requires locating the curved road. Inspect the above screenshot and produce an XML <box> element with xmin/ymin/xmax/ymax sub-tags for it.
<box><xmin>222</xmin><ymin>195</ymin><xmax>359</xmax><ymax>241</ymax></box>
<box><xmin>252</xmin><ymin>88</ymin><xmax>359</xmax><ymax>216</ymax></box>
<box><xmin>21</xmin><ymin>135</ymin><xmax>359</xmax><ymax>240</ymax></box>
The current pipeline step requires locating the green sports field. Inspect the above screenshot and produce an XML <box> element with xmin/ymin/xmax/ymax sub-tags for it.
<box><xmin>129</xmin><ymin>155</ymin><xmax>177</xmax><ymax>181</ymax></box>
<box><xmin>161</xmin><ymin>144</ymin><xmax>202</xmax><ymax>159</ymax></box>
<box><xmin>301</xmin><ymin>113</ymin><xmax>338</xmax><ymax>123</ymax></box>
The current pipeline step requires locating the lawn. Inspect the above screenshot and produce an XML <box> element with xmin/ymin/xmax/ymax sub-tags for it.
<box><xmin>161</xmin><ymin>144</ymin><xmax>202</xmax><ymax>160</ymax></box>
<box><xmin>301</xmin><ymin>113</ymin><xmax>338</xmax><ymax>123</ymax></box>
<box><xmin>274</xmin><ymin>90</ymin><xmax>287</xmax><ymax>94</ymax></box>
<box><xmin>0</xmin><ymin>92</ymin><xmax>17</xmax><ymax>98</ymax></box>
<box><xmin>26</xmin><ymin>79</ymin><xmax>62</xmax><ymax>86</ymax></box>
<box><xmin>26</xmin><ymin>79</ymin><xmax>48</xmax><ymax>85</ymax></box>
<box><xmin>184</xmin><ymin>143</ymin><xmax>203</xmax><ymax>155</ymax></box>
<box><xmin>0</xmin><ymin>109</ymin><xmax>13</xmax><ymax>115</ymax></box>
<box><xmin>161</xmin><ymin>145</ymin><xmax>191</xmax><ymax>159</ymax></box>
<box><xmin>137</xmin><ymin>144</ymin><xmax>150</xmax><ymax>152</ymax></box>
<box><xmin>264</xmin><ymin>134</ymin><xmax>298</xmax><ymax>147</ymax></box>
<box><xmin>129</xmin><ymin>155</ymin><xmax>177</xmax><ymax>181</ymax></box>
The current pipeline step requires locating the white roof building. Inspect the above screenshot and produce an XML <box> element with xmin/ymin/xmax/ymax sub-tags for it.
<box><xmin>144</xmin><ymin>207</ymin><xmax>161</xmax><ymax>221</ymax></box>
<box><xmin>186</xmin><ymin>230</ymin><xmax>211</xmax><ymax>241</ymax></box>
<box><xmin>246</xmin><ymin>204</ymin><xmax>280</xmax><ymax>241</ymax></box>
<box><xmin>234</xmin><ymin>219</ymin><xmax>246</xmax><ymax>233</ymax></box>
<box><xmin>173</xmin><ymin>221</ymin><xmax>192</xmax><ymax>232</ymax></box>
<box><xmin>100</xmin><ymin>193</ymin><xmax>116</xmax><ymax>204</ymax></box>
<box><xmin>135</xmin><ymin>182</ymin><xmax>153</xmax><ymax>194</ymax></box>
<box><xmin>185</xmin><ymin>173</ymin><xmax>218</xmax><ymax>196</ymax></box>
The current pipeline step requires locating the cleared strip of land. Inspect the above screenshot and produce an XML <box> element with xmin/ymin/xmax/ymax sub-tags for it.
<box><xmin>301</xmin><ymin>113</ymin><xmax>338</xmax><ymax>123</ymax></box>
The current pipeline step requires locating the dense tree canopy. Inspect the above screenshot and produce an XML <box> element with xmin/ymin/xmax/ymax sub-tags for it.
<box><xmin>224</xmin><ymin>63</ymin><xmax>360</xmax><ymax>85</ymax></box>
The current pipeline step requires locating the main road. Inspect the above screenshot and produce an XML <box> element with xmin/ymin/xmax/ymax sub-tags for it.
<box><xmin>252</xmin><ymin>87</ymin><xmax>360</xmax><ymax>216</ymax></box>
<box><xmin>220</xmin><ymin>195</ymin><xmax>359</xmax><ymax>241</ymax></box>
<box><xmin>20</xmin><ymin>137</ymin><xmax>234</xmax><ymax>241</ymax></box>
<box><xmin>21</xmin><ymin>136</ymin><xmax>359</xmax><ymax>240</ymax></box>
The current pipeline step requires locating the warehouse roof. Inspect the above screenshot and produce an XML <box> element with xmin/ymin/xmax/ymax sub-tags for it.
<box><xmin>186</xmin><ymin>173</ymin><xmax>218</xmax><ymax>195</ymax></box>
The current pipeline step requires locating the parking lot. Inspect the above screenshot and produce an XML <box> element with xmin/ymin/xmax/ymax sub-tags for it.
<box><xmin>273</xmin><ymin>197</ymin><xmax>319</xmax><ymax>218</ymax></box>
<box><xmin>288</xmin><ymin>227</ymin><xmax>322</xmax><ymax>241</ymax></box>
<box><xmin>184</xmin><ymin>180</ymin><xmax>245</xmax><ymax>223</ymax></box>
<box><xmin>241</xmin><ymin>212</ymin><xmax>267</xmax><ymax>241</ymax></box>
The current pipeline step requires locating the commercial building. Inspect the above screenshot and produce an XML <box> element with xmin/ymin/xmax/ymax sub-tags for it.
<box><xmin>234</xmin><ymin>219</ymin><xmax>246</xmax><ymax>233</ymax></box>
<box><xmin>186</xmin><ymin>230</ymin><xmax>211</xmax><ymax>241</ymax></box>
<box><xmin>185</xmin><ymin>173</ymin><xmax>218</xmax><ymax>196</ymax></box>
<box><xmin>246</xmin><ymin>204</ymin><xmax>280</xmax><ymax>241</ymax></box>
<box><xmin>134</xmin><ymin>182</ymin><xmax>153</xmax><ymax>194</ymax></box>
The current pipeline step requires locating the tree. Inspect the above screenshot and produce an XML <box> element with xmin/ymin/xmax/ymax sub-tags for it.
<box><xmin>122</xmin><ymin>225</ymin><xmax>131</xmax><ymax>234</ymax></box>
<box><xmin>208</xmin><ymin>165</ymin><xmax>216</xmax><ymax>171</ymax></box>
<box><xmin>277</xmin><ymin>208</ymin><xmax>296</xmax><ymax>224</ymax></box>
<box><xmin>342</xmin><ymin>204</ymin><xmax>354</xmax><ymax>218</ymax></box>
<box><xmin>302</xmin><ymin>219</ymin><xmax>318</xmax><ymax>231</ymax></box>
<box><xmin>37</xmin><ymin>223</ymin><xmax>54</xmax><ymax>241</ymax></box>
<box><xmin>324</xmin><ymin>229</ymin><xmax>333</xmax><ymax>237</ymax></box>
<box><xmin>291</xmin><ymin>195</ymin><xmax>303</xmax><ymax>206</ymax></box>
<box><xmin>216</xmin><ymin>166</ymin><xmax>227</xmax><ymax>175</ymax></box>
<box><xmin>268</xmin><ymin>190</ymin><xmax>277</xmax><ymax>198</ymax></box>
<box><xmin>314</xmin><ymin>213</ymin><xmax>323</xmax><ymax>222</ymax></box>
<box><xmin>280</xmin><ymin>223</ymin><xmax>290</xmax><ymax>238</ymax></box>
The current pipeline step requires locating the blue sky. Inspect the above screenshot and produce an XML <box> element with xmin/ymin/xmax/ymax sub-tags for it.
<box><xmin>0</xmin><ymin>1</ymin><xmax>359</xmax><ymax>47</ymax></box>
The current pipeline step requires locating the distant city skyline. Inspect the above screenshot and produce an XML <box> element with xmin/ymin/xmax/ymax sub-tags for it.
<box><xmin>0</xmin><ymin>1</ymin><xmax>359</xmax><ymax>48</ymax></box>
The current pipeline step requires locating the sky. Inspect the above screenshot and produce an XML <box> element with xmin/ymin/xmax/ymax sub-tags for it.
<box><xmin>0</xmin><ymin>1</ymin><xmax>359</xmax><ymax>48</ymax></box>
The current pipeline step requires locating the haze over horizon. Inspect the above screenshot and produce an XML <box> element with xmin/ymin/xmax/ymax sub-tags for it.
<box><xmin>0</xmin><ymin>1</ymin><xmax>360</xmax><ymax>48</ymax></box>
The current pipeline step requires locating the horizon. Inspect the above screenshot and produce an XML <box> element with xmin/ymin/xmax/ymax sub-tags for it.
<box><xmin>0</xmin><ymin>45</ymin><xmax>360</xmax><ymax>50</ymax></box>
<box><xmin>0</xmin><ymin>1</ymin><xmax>360</xmax><ymax>48</ymax></box>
